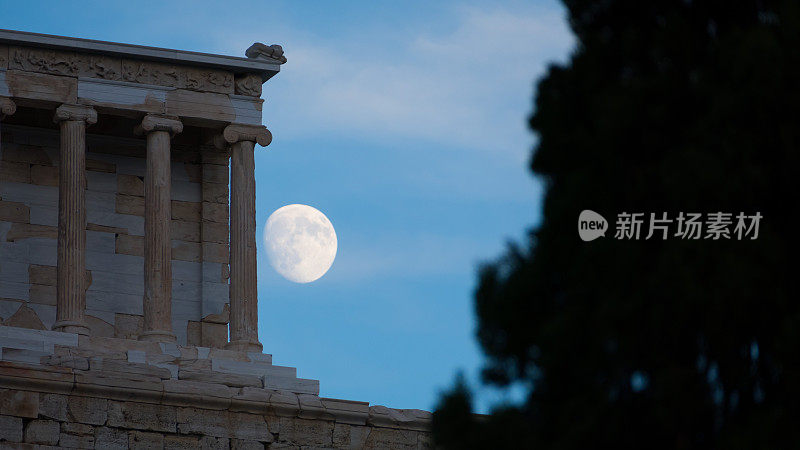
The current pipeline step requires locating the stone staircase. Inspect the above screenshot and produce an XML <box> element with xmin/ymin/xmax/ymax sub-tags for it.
<box><xmin>0</xmin><ymin>325</ymin><xmax>432</xmax><ymax>447</ymax></box>
<box><xmin>0</xmin><ymin>325</ymin><xmax>319</xmax><ymax>395</ymax></box>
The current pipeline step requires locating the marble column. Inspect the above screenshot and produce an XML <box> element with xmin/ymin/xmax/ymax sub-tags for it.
<box><xmin>52</xmin><ymin>104</ymin><xmax>96</xmax><ymax>335</ymax></box>
<box><xmin>215</xmin><ymin>124</ymin><xmax>271</xmax><ymax>353</ymax></box>
<box><xmin>135</xmin><ymin>115</ymin><xmax>183</xmax><ymax>342</ymax></box>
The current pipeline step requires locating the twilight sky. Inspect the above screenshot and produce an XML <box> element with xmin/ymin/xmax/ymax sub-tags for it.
<box><xmin>0</xmin><ymin>0</ymin><xmax>574</xmax><ymax>412</ymax></box>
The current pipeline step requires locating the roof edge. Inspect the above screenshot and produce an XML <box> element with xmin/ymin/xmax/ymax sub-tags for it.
<box><xmin>0</xmin><ymin>28</ymin><xmax>282</xmax><ymax>78</ymax></box>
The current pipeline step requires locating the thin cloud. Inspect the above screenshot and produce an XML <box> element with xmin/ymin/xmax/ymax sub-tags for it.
<box><xmin>218</xmin><ymin>4</ymin><xmax>574</xmax><ymax>163</ymax></box>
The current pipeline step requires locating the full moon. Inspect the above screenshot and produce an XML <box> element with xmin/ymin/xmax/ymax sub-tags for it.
<box><xmin>263</xmin><ymin>204</ymin><xmax>337</xmax><ymax>283</ymax></box>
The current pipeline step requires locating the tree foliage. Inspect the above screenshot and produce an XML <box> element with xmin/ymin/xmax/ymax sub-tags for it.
<box><xmin>433</xmin><ymin>1</ymin><xmax>798</xmax><ymax>448</ymax></box>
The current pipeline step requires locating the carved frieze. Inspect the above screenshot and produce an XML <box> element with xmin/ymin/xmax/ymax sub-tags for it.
<box><xmin>234</xmin><ymin>73</ymin><xmax>262</xmax><ymax>97</ymax></box>
<box><xmin>121</xmin><ymin>60</ymin><xmax>233</xmax><ymax>94</ymax></box>
<box><xmin>8</xmin><ymin>46</ymin><xmax>114</xmax><ymax>78</ymax></box>
<box><xmin>10</xmin><ymin>46</ymin><xmax>77</xmax><ymax>76</ymax></box>
<box><xmin>79</xmin><ymin>55</ymin><xmax>121</xmax><ymax>80</ymax></box>
<box><xmin>6</xmin><ymin>46</ymin><xmax>235</xmax><ymax>94</ymax></box>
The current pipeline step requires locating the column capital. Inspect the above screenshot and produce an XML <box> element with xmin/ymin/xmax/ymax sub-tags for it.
<box><xmin>135</xmin><ymin>114</ymin><xmax>183</xmax><ymax>136</ymax></box>
<box><xmin>215</xmin><ymin>123</ymin><xmax>272</xmax><ymax>149</ymax></box>
<box><xmin>1</xmin><ymin>97</ymin><xmax>17</xmax><ymax>118</ymax></box>
<box><xmin>53</xmin><ymin>104</ymin><xmax>97</xmax><ymax>124</ymax></box>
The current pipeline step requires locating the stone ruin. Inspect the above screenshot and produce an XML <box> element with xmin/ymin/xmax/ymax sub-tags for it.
<box><xmin>0</xmin><ymin>28</ymin><xmax>431</xmax><ymax>449</ymax></box>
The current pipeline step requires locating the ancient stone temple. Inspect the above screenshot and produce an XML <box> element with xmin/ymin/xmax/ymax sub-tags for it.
<box><xmin>0</xmin><ymin>29</ymin><xmax>431</xmax><ymax>449</ymax></box>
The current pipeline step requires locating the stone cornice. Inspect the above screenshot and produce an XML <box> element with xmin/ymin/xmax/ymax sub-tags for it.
<box><xmin>0</xmin><ymin>28</ymin><xmax>281</xmax><ymax>79</ymax></box>
<box><xmin>135</xmin><ymin>114</ymin><xmax>183</xmax><ymax>136</ymax></box>
<box><xmin>215</xmin><ymin>123</ymin><xmax>272</xmax><ymax>148</ymax></box>
<box><xmin>53</xmin><ymin>103</ymin><xmax>97</xmax><ymax>124</ymax></box>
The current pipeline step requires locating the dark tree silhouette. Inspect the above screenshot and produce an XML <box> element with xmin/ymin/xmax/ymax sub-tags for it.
<box><xmin>433</xmin><ymin>1</ymin><xmax>798</xmax><ymax>448</ymax></box>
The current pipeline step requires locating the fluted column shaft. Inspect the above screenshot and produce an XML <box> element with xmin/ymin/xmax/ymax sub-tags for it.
<box><xmin>230</xmin><ymin>139</ymin><xmax>259</xmax><ymax>350</ymax></box>
<box><xmin>53</xmin><ymin>105</ymin><xmax>96</xmax><ymax>335</ymax></box>
<box><xmin>217</xmin><ymin>124</ymin><xmax>271</xmax><ymax>353</ymax></box>
<box><xmin>137</xmin><ymin>115</ymin><xmax>183</xmax><ymax>343</ymax></box>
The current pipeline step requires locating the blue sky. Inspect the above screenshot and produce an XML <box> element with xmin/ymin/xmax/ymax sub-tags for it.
<box><xmin>1</xmin><ymin>0</ymin><xmax>574</xmax><ymax>412</ymax></box>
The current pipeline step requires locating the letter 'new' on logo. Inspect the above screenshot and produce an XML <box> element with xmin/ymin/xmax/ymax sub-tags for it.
<box><xmin>578</xmin><ymin>210</ymin><xmax>608</xmax><ymax>241</ymax></box>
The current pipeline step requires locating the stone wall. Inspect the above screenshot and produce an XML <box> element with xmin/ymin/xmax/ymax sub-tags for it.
<box><xmin>0</xmin><ymin>326</ymin><xmax>432</xmax><ymax>449</ymax></box>
<box><xmin>0</xmin><ymin>124</ymin><xmax>231</xmax><ymax>347</ymax></box>
<box><xmin>0</xmin><ymin>388</ymin><xmax>430</xmax><ymax>449</ymax></box>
